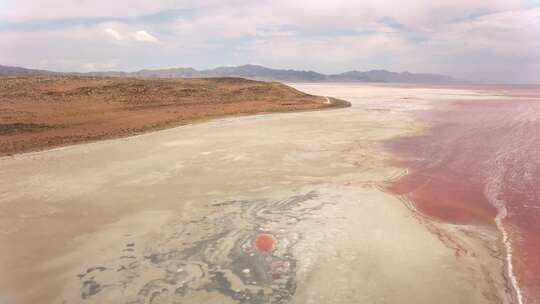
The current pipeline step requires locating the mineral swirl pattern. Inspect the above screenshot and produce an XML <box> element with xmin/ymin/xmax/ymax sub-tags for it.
<box><xmin>74</xmin><ymin>190</ymin><xmax>332</xmax><ymax>303</ymax></box>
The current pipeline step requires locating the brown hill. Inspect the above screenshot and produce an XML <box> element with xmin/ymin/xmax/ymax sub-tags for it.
<box><xmin>0</xmin><ymin>76</ymin><xmax>349</xmax><ymax>155</ymax></box>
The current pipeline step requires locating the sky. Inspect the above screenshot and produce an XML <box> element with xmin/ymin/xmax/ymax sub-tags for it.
<box><xmin>1</xmin><ymin>0</ymin><xmax>539</xmax><ymax>83</ymax></box>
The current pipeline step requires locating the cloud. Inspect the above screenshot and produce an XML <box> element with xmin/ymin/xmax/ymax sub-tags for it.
<box><xmin>1</xmin><ymin>0</ymin><xmax>176</xmax><ymax>22</ymax></box>
<box><xmin>0</xmin><ymin>23</ymin><xmax>173</xmax><ymax>74</ymax></box>
<box><xmin>103</xmin><ymin>28</ymin><xmax>160</xmax><ymax>44</ymax></box>
<box><xmin>0</xmin><ymin>0</ymin><xmax>241</xmax><ymax>22</ymax></box>
<box><xmin>105</xmin><ymin>28</ymin><xmax>122</xmax><ymax>40</ymax></box>
<box><xmin>1</xmin><ymin>0</ymin><xmax>539</xmax><ymax>82</ymax></box>
<box><xmin>132</xmin><ymin>30</ymin><xmax>160</xmax><ymax>43</ymax></box>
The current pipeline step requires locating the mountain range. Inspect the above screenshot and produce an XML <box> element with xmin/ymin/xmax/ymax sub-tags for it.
<box><xmin>0</xmin><ymin>64</ymin><xmax>459</xmax><ymax>83</ymax></box>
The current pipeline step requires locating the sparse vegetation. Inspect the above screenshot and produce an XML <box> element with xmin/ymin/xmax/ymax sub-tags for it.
<box><xmin>0</xmin><ymin>76</ymin><xmax>349</xmax><ymax>155</ymax></box>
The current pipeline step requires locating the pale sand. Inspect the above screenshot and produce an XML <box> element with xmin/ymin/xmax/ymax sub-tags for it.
<box><xmin>0</xmin><ymin>84</ymin><xmax>515</xmax><ymax>303</ymax></box>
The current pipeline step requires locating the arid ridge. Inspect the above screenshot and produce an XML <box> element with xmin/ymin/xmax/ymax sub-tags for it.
<box><xmin>0</xmin><ymin>76</ymin><xmax>349</xmax><ymax>156</ymax></box>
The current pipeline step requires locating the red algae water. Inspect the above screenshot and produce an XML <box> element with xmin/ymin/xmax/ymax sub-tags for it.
<box><xmin>388</xmin><ymin>87</ymin><xmax>540</xmax><ymax>304</ymax></box>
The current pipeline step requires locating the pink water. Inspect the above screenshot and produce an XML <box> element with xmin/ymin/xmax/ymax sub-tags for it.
<box><xmin>388</xmin><ymin>86</ymin><xmax>540</xmax><ymax>303</ymax></box>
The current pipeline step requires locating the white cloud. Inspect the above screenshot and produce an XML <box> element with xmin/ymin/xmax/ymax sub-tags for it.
<box><xmin>1</xmin><ymin>0</ymin><xmax>539</xmax><ymax>82</ymax></box>
<box><xmin>103</xmin><ymin>28</ymin><xmax>160</xmax><ymax>44</ymax></box>
<box><xmin>105</xmin><ymin>28</ymin><xmax>122</xmax><ymax>40</ymax></box>
<box><xmin>132</xmin><ymin>30</ymin><xmax>160</xmax><ymax>43</ymax></box>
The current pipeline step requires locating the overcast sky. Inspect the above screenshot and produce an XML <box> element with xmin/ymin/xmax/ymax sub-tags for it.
<box><xmin>1</xmin><ymin>0</ymin><xmax>539</xmax><ymax>83</ymax></box>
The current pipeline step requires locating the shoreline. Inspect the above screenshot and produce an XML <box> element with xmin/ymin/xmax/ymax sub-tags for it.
<box><xmin>0</xmin><ymin>96</ymin><xmax>350</xmax><ymax>159</ymax></box>
<box><xmin>0</xmin><ymin>76</ymin><xmax>350</xmax><ymax>157</ymax></box>
<box><xmin>381</xmin><ymin>157</ymin><xmax>519</xmax><ymax>303</ymax></box>
<box><xmin>396</xmin><ymin>192</ymin><xmax>519</xmax><ymax>303</ymax></box>
<box><xmin>385</xmin><ymin>96</ymin><xmax>540</xmax><ymax>303</ymax></box>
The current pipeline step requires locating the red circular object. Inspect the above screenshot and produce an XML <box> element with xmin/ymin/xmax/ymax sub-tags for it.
<box><xmin>255</xmin><ymin>234</ymin><xmax>275</xmax><ymax>252</ymax></box>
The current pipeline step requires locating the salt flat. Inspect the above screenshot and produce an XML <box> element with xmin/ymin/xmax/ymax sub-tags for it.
<box><xmin>0</xmin><ymin>84</ymin><xmax>514</xmax><ymax>304</ymax></box>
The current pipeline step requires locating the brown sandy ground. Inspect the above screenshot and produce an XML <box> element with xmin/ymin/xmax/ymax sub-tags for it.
<box><xmin>0</xmin><ymin>76</ymin><xmax>348</xmax><ymax>156</ymax></box>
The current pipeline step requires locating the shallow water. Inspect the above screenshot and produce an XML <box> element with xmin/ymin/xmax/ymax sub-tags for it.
<box><xmin>0</xmin><ymin>84</ymin><xmax>523</xmax><ymax>304</ymax></box>
<box><xmin>388</xmin><ymin>89</ymin><xmax>540</xmax><ymax>304</ymax></box>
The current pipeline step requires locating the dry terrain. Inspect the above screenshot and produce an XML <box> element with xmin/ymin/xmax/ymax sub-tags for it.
<box><xmin>0</xmin><ymin>76</ymin><xmax>347</xmax><ymax>155</ymax></box>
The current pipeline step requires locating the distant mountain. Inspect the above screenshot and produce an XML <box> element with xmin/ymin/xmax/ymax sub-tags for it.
<box><xmin>132</xmin><ymin>67</ymin><xmax>200</xmax><ymax>78</ymax></box>
<box><xmin>0</xmin><ymin>64</ymin><xmax>460</xmax><ymax>83</ymax></box>
<box><xmin>201</xmin><ymin>65</ymin><xmax>327</xmax><ymax>82</ymax></box>
<box><xmin>0</xmin><ymin>65</ymin><xmax>56</xmax><ymax>76</ymax></box>
<box><xmin>327</xmin><ymin>70</ymin><xmax>457</xmax><ymax>83</ymax></box>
